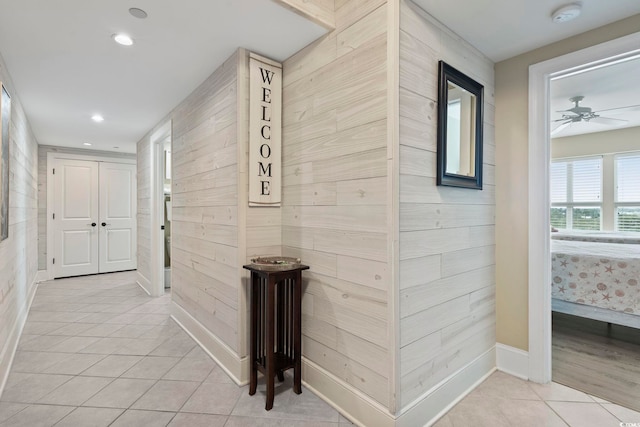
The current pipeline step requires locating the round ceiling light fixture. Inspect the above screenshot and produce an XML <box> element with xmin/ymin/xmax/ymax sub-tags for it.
<box><xmin>91</xmin><ymin>114</ymin><xmax>104</xmax><ymax>123</ymax></box>
<box><xmin>551</xmin><ymin>3</ymin><xmax>582</xmax><ymax>23</ymax></box>
<box><xmin>113</xmin><ymin>33</ymin><xmax>134</xmax><ymax>46</ymax></box>
<box><xmin>129</xmin><ymin>7</ymin><xmax>148</xmax><ymax>19</ymax></box>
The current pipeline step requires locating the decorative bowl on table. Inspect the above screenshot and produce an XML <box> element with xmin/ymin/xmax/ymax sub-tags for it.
<box><xmin>249</xmin><ymin>256</ymin><xmax>302</xmax><ymax>271</ymax></box>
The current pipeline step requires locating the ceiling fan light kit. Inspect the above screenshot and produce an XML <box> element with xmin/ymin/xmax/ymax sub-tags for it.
<box><xmin>551</xmin><ymin>95</ymin><xmax>637</xmax><ymax>136</ymax></box>
<box><xmin>551</xmin><ymin>3</ymin><xmax>582</xmax><ymax>23</ymax></box>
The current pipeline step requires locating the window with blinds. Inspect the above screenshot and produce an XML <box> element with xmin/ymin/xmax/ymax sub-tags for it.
<box><xmin>615</xmin><ymin>154</ymin><xmax>640</xmax><ymax>232</ymax></box>
<box><xmin>550</xmin><ymin>157</ymin><xmax>602</xmax><ymax>230</ymax></box>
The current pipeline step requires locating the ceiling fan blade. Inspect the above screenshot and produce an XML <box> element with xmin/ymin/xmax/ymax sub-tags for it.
<box><xmin>595</xmin><ymin>104</ymin><xmax>640</xmax><ymax>115</ymax></box>
<box><xmin>590</xmin><ymin>116</ymin><xmax>628</xmax><ymax>126</ymax></box>
<box><xmin>551</xmin><ymin>121</ymin><xmax>571</xmax><ymax>136</ymax></box>
<box><xmin>552</xmin><ymin>117</ymin><xmax>573</xmax><ymax>122</ymax></box>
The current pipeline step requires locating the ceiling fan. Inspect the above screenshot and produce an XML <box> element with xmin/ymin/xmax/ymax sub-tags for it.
<box><xmin>551</xmin><ymin>95</ymin><xmax>640</xmax><ymax>136</ymax></box>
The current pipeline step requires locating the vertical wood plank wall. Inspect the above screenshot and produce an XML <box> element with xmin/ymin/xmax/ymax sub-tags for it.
<box><xmin>38</xmin><ymin>146</ymin><xmax>135</xmax><ymax>271</ymax></box>
<box><xmin>136</xmin><ymin>138</ymin><xmax>152</xmax><ymax>285</ymax></box>
<box><xmin>276</xmin><ymin>0</ymin><xmax>336</xmax><ymax>29</ymax></box>
<box><xmin>398</xmin><ymin>0</ymin><xmax>496</xmax><ymax>409</ymax></box>
<box><xmin>0</xmin><ymin>54</ymin><xmax>39</xmax><ymax>389</ymax></box>
<box><xmin>170</xmin><ymin>52</ymin><xmax>240</xmax><ymax>352</ymax></box>
<box><xmin>137</xmin><ymin>52</ymin><xmax>242</xmax><ymax>353</ymax></box>
<box><xmin>281</xmin><ymin>0</ymin><xmax>392</xmax><ymax>407</ymax></box>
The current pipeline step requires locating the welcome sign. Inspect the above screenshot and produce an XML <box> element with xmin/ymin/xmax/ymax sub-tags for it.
<box><xmin>249</xmin><ymin>53</ymin><xmax>282</xmax><ymax>207</ymax></box>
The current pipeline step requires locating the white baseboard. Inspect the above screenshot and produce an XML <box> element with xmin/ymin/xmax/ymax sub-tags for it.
<box><xmin>302</xmin><ymin>347</ymin><xmax>495</xmax><ymax>427</ymax></box>
<box><xmin>136</xmin><ymin>271</ymin><xmax>151</xmax><ymax>296</ymax></box>
<box><xmin>399</xmin><ymin>347</ymin><xmax>496</xmax><ymax>427</ymax></box>
<box><xmin>302</xmin><ymin>358</ymin><xmax>396</xmax><ymax>427</ymax></box>
<box><xmin>170</xmin><ymin>301</ymin><xmax>248</xmax><ymax>385</ymax></box>
<box><xmin>35</xmin><ymin>270</ymin><xmax>50</xmax><ymax>283</ymax></box>
<box><xmin>496</xmin><ymin>343</ymin><xmax>529</xmax><ymax>380</ymax></box>
<box><xmin>0</xmin><ymin>276</ymin><xmax>40</xmax><ymax>398</ymax></box>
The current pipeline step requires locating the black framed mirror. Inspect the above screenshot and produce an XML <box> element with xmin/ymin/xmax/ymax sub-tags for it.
<box><xmin>436</xmin><ymin>61</ymin><xmax>484</xmax><ymax>190</ymax></box>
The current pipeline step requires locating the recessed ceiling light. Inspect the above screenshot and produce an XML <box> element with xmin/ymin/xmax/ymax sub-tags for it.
<box><xmin>551</xmin><ymin>3</ymin><xmax>582</xmax><ymax>23</ymax></box>
<box><xmin>91</xmin><ymin>114</ymin><xmax>104</xmax><ymax>123</ymax></box>
<box><xmin>83</xmin><ymin>142</ymin><xmax>92</xmax><ymax>146</ymax></box>
<box><xmin>129</xmin><ymin>8</ymin><xmax>148</xmax><ymax>19</ymax></box>
<box><xmin>113</xmin><ymin>33</ymin><xmax>134</xmax><ymax>46</ymax></box>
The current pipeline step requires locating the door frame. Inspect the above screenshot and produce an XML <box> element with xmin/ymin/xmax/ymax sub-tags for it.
<box><xmin>527</xmin><ymin>32</ymin><xmax>640</xmax><ymax>383</ymax></box>
<box><xmin>149</xmin><ymin>121</ymin><xmax>172</xmax><ymax>297</ymax></box>
<box><xmin>46</xmin><ymin>152</ymin><xmax>136</xmax><ymax>281</ymax></box>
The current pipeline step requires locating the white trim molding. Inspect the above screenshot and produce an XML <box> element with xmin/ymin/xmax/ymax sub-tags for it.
<box><xmin>170</xmin><ymin>301</ymin><xmax>248</xmax><ymax>386</ymax></box>
<box><xmin>398</xmin><ymin>347</ymin><xmax>495</xmax><ymax>427</ymax></box>
<box><xmin>528</xmin><ymin>31</ymin><xmax>640</xmax><ymax>384</ymax></box>
<box><xmin>496</xmin><ymin>343</ymin><xmax>529</xmax><ymax>380</ymax></box>
<box><xmin>303</xmin><ymin>347</ymin><xmax>495</xmax><ymax>427</ymax></box>
<box><xmin>34</xmin><ymin>270</ymin><xmax>50</xmax><ymax>283</ymax></box>
<box><xmin>0</xmin><ymin>277</ymin><xmax>39</xmax><ymax>398</ymax></box>
<box><xmin>303</xmin><ymin>358</ymin><xmax>396</xmax><ymax>427</ymax></box>
<box><xmin>136</xmin><ymin>271</ymin><xmax>152</xmax><ymax>296</ymax></box>
<box><xmin>149</xmin><ymin>121</ymin><xmax>172</xmax><ymax>298</ymax></box>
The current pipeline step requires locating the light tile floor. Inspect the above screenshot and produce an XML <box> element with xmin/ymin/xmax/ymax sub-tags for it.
<box><xmin>0</xmin><ymin>272</ymin><xmax>351</xmax><ymax>427</ymax></box>
<box><xmin>1</xmin><ymin>271</ymin><xmax>639</xmax><ymax>427</ymax></box>
<box><xmin>435</xmin><ymin>370</ymin><xmax>640</xmax><ymax>427</ymax></box>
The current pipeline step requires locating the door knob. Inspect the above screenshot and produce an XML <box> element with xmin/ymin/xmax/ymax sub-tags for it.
<box><xmin>101</xmin><ymin>222</ymin><xmax>109</xmax><ymax>227</ymax></box>
<box><xmin>87</xmin><ymin>222</ymin><xmax>97</xmax><ymax>227</ymax></box>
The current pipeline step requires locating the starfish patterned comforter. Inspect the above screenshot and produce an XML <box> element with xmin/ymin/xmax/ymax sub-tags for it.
<box><xmin>551</xmin><ymin>239</ymin><xmax>640</xmax><ymax>316</ymax></box>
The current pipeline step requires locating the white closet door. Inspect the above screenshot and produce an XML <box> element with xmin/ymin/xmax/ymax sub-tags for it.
<box><xmin>53</xmin><ymin>159</ymin><xmax>99</xmax><ymax>278</ymax></box>
<box><xmin>99</xmin><ymin>162</ymin><xmax>137</xmax><ymax>273</ymax></box>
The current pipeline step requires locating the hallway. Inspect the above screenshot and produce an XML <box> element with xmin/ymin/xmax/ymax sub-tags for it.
<box><xmin>3</xmin><ymin>272</ymin><xmax>640</xmax><ymax>426</ymax></box>
<box><xmin>0</xmin><ymin>272</ymin><xmax>348</xmax><ymax>426</ymax></box>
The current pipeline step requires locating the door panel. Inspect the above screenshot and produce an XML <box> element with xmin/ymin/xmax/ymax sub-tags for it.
<box><xmin>99</xmin><ymin>162</ymin><xmax>137</xmax><ymax>273</ymax></box>
<box><xmin>105</xmin><ymin>229</ymin><xmax>132</xmax><ymax>262</ymax></box>
<box><xmin>54</xmin><ymin>159</ymin><xmax>99</xmax><ymax>277</ymax></box>
<box><xmin>62</xmin><ymin>230</ymin><xmax>94</xmax><ymax>266</ymax></box>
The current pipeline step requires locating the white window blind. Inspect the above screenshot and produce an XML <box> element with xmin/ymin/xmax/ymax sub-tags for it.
<box><xmin>572</xmin><ymin>158</ymin><xmax>601</xmax><ymax>202</ymax></box>
<box><xmin>616</xmin><ymin>155</ymin><xmax>640</xmax><ymax>203</ymax></box>
<box><xmin>550</xmin><ymin>157</ymin><xmax>601</xmax><ymax>203</ymax></box>
<box><xmin>550</xmin><ymin>162</ymin><xmax>567</xmax><ymax>203</ymax></box>
<box><xmin>550</xmin><ymin>157</ymin><xmax>602</xmax><ymax>231</ymax></box>
<box><xmin>615</xmin><ymin>154</ymin><xmax>640</xmax><ymax>232</ymax></box>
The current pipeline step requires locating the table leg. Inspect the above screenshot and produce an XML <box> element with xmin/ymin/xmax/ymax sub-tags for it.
<box><xmin>249</xmin><ymin>274</ymin><xmax>258</xmax><ymax>396</ymax></box>
<box><xmin>265</xmin><ymin>275</ymin><xmax>276</xmax><ymax>410</ymax></box>
<box><xmin>293</xmin><ymin>272</ymin><xmax>302</xmax><ymax>395</ymax></box>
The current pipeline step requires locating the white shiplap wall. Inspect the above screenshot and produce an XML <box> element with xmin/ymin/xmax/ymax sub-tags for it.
<box><xmin>398</xmin><ymin>0</ymin><xmax>496</xmax><ymax>409</ymax></box>
<box><xmin>282</xmin><ymin>0</ymin><xmax>392</xmax><ymax>408</ymax></box>
<box><xmin>137</xmin><ymin>51</ymin><xmax>270</xmax><ymax>362</ymax></box>
<box><xmin>0</xmin><ymin>54</ymin><xmax>39</xmax><ymax>394</ymax></box>
<box><xmin>167</xmin><ymin>52</ymin><xmax>240</xmax><ymax>352</ymax></box>
<box><xmin>136</xmin><ymin>137</ymin><xmax>152</xmax><ymax>287</ymax></box>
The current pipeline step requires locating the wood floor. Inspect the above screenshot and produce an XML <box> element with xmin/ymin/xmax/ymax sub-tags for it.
<box><xmin>552</xmin><ymin>311</ymin><xmax>640</xmax><ymax>412</ymax></box>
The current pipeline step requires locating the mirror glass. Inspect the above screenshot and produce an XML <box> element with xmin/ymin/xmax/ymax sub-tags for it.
<box><xmin>446</xmin><ymin>82</ymin><xmax>476</xmax><ymax>177</ymax></box>
<box><xmin>437</xmin><ymin>61</ymin><xmax>484</xmax><ymax>190</ymax></box>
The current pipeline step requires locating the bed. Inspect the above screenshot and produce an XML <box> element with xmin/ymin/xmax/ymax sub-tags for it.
<box><xmin>551</xmin><ymin>235</ymin><xmax>640</xmax><ymax>328</ymax></box>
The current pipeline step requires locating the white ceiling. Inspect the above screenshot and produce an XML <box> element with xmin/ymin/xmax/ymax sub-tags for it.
<box><xmin>0</xmin><ymin>1</ymin><xmax>639</xmax><ymax>153</ymax></box>
<box><xmin>0</xmin><ymin>0</ymin><xmax>327</xmax><ymax>153</ymax></box>
<box><xmin>412</xmin><ymin>0</ymin><xmax>640</xmax><ymax>63</ymax></box>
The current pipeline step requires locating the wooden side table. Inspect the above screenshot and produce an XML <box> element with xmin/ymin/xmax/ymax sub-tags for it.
<box><xmin>243</xmin><ymin>263</ymin><xmax>309</xmax><ymax>410</ymax></box>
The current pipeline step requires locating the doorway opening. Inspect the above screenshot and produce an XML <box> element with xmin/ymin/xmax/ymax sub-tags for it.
<box><xmin>163</xmin><ymin>137</ymin><xmax>172</xmax><ymax>289</ymax></box>
<box><xmin>548</xmin><ymin>54</ymin><xmax>640</xmax><ymax>410</ymax></box>
<box><xmin>528</xmin><ymin>32</ymin><xmax>640</xmax><ymax>385</ymax></box>
<box><xmin>149</xmin><ymin>120</ymin><xmax>172</xmax><ymax>297</ymax></box>
<box><xmin>46</xmin><ymin>152</ymin><xmax>137</xmax><ymax>280</ymax></box>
